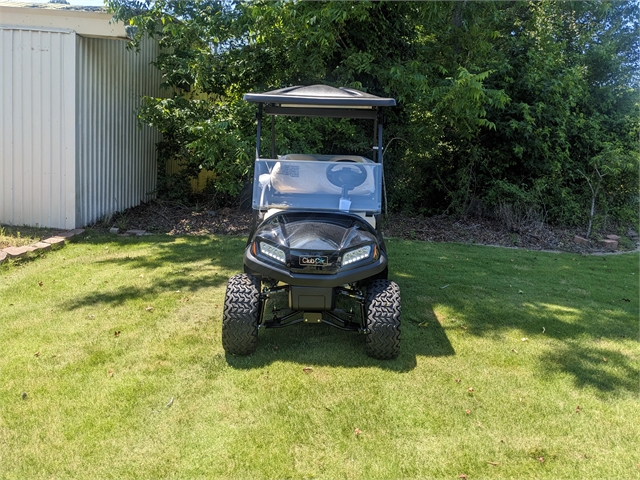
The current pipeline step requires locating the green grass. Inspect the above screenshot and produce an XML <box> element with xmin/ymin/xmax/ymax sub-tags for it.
<box><xmin>0</xmin><ymin>224</ymin><xmax>60</xmax><ymax>249</ymax></box>
<box><xmin>0</xmin><ymin>232</ymin><xmax>638</xmax><ymax>479</ymax></box>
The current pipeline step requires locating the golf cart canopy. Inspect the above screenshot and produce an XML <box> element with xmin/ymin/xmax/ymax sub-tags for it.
<box><xmin>243</xmin><ymin>85</ymin><xmax>396</xmax><ymax>119</ymax></box>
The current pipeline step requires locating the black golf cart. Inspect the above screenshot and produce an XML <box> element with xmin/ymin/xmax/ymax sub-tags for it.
<box><xmin>222</xmin><ymin>85</ymin><xmax>400</xmax><ymax>359</ymax></box>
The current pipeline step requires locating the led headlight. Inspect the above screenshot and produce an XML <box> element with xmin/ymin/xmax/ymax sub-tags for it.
<box><xmin>342</xmin><ymin>245</ymin><xmax>372</xmax><ymax>266</ymax></box>
<box><xmin>259</xmin><ymin>242</ymin><xmax>286</xmax><ymax>264</ymax></box>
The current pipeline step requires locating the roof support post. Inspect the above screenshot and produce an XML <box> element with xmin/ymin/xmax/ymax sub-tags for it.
<box><xmin>270</xmin><ymin>115</ymin><xmax>276</xmax><ymax>159</ymax></box>
<box><xmin>377</xmin><ymin>112</ymin><xmax>384</xmax><ymax>164</ymax></box>
<box><xmin>373</xmin><ymin>116</ymin><xmax>378</xmax><ymax>158</ymax></box>
<box><xmin>255</xmin><ymin>103</ymin><xmax>263</xmax><ymax>160</ymax></box>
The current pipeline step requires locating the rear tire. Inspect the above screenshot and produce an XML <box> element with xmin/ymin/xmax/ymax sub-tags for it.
<box><xmin>365</xmin><ymin>279</ymin><xmax>401</xmax><ymax>359</ymax></box>
<box><xmin>222</xmin><ymin>274</ymin><xmax>261</xmax><ymax>355</ymax></box>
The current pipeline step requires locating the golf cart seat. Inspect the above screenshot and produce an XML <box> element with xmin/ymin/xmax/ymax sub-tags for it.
<box><xmin>279</xmin><ymin>154</ymin><xmax>317</xmax><ymax>161</ymax></box>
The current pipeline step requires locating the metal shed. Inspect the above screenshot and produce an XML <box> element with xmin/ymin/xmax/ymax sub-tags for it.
<box><xmin>0</xmin><ymin>3</ymin><xmax>165</xmax><ymax>229</ymax></box>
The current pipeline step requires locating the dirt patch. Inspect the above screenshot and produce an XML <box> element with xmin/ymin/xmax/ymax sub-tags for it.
<box><xmin>99</xmin><ymin>201</ymin><xmax>638</xmax><ymax>255</ymax></box>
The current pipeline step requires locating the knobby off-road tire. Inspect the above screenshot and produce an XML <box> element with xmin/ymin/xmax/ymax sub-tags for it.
<box><xmin>222</xmin><ymin>274</ymin><xmax>261</xmax><ymax>355</ymax></box>
<box><xmin>365</xmin><ymin>279</ymin><xmax>401</xmax><ymax>360</ymax></box>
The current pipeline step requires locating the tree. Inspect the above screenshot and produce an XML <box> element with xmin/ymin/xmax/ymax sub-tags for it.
<box><xmin>107</xmin><ymin>0</ymin><xmax>639</xmax><ymax>232</ymax></box>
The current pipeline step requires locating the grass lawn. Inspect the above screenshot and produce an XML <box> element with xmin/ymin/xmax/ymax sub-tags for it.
<box><xmin>0</xmin><ymin>232</ymin><xmax>638</xmax><ymax>479</ymax></box>
<box><xmin>0</xmin><ymin>225</ymin><xmax>60</xmax><ymax>249</ymax></box>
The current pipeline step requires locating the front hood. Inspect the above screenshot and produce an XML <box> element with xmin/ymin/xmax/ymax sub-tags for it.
<box><xmin>252</xmin><ymin>211</ymin><xmax>379</xmax><ymax>273</ymax></box>
<box><xmin>258</xmin><ymin>212</ymin><xmax>375</xmax><ymax>250</ymax></box>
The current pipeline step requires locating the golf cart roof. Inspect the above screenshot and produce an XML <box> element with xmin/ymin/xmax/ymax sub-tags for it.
<box><xmin>244</xmin><ymin>85</ymin><xmax>396</xmax><ymax>107</ymax></box>
<box><xmin>244</xmin><ymin>85</ymin><xmax>395</xmax><ymax>119</ymax></box>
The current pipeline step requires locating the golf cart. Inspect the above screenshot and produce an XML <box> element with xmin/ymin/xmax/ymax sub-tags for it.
<box><xmin>222</xmin><ymin>85</ymin><xmax>400</xmax><ymax>359</ymax></box>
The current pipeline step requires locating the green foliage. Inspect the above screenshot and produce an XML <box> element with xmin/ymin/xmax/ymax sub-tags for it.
<box><xmin>431</xmin><ymin>68</ymin><xmax>510</xmax><ymax>139</ymax></box>
<box><xmin>108</xmin><ymin>0</ymin><xmax>639</xmax><ymax>229</ymax></box>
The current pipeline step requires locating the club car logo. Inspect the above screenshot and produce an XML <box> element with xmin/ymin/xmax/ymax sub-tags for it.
<box><xmin>300</xmin><ymin>256</ymin><xmax>328</xmax><ymax>266</ymax></box>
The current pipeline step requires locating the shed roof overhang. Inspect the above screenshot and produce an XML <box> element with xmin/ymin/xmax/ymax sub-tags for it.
<box><xmin>0</xmin><ymin>3</ymin><xmax>128</xmax><ymax>40</ymax></box>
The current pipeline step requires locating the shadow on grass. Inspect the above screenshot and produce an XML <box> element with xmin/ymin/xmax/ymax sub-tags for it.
<box><xmin>66</xmin><ymin>233</ymin><xmax>455</xmax><ymax>372</ymax></box>
<box><xmin>390</xmin><ymin>240</ymin><xmax>639</xmax><ymax>395</ymax></box>
<box><xmin>225</xmin><ymin>310</ymin><xmax>454</xmax><ymax>373</ymax></box>
<box><xmin>458</xmin><ymin>299</ymin><xmax>639</xmax><ymax>395</ymax></box>
<box><xmin>62</xmin><ymin>234</ymin><xmax>247</xmax><ymax>311</ymax></box>
<box><xmin>224</xmin><ymin>276</ymin><xmax>454</xmax><ymax>372</ymax></box>
<box><xmin>62</xmin><ymin>233</ymin><xmax>637</xmax><ymax>389</ymax></box>
<box><xmin>541</xmin><ymin>342</ymin><xmax>639</xmax><ymax>393</ymax></box>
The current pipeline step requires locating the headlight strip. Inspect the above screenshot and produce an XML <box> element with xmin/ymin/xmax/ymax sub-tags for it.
<box><xmin>342</xmin><ymin>245</ymin><xmax>372</xmax><ymax>266</ymax></box>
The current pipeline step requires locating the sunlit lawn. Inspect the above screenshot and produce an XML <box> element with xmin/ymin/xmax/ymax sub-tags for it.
<box><xmin>0</xmin><ymin>232</ymin><xmax>638</xmax><ymax>479</ymax></box>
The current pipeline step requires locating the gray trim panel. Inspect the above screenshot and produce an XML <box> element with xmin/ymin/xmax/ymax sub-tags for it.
<box><xmin>263</xmin><ymin>106</ymin><xmax>379</xmax><ymax>119</ymax></box>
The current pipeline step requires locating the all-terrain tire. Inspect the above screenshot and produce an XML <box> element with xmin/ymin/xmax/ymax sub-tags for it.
<box><xmin>365</xmin><ymin>279</ymin><xmax>401</xmax><ymax>359</ymax></box>
<box><xmin>222</xmin><ymin>274</ymin><xmax>261</xmax><ymax>355</ymax></box>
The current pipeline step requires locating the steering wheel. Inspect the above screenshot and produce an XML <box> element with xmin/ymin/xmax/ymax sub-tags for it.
<box><xmin>326</xmin><ymin>161</ymin><xmax>367</xmax><ymax>194</ymax></box>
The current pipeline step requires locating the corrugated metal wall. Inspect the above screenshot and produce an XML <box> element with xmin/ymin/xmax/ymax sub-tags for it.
<box><xmin>0</xmin><ymin>27</ymin><xmax>164</xmax><ymax>229</ymax></box>
<box><xmin>75</xmin><ymin>36</ymin><xmax>163</xmax><ymax>227</ymax></box>
<box><xmin>0</xmin><ymin>27</ymin><xmax>77</xmax><ymax>229</ymax></box>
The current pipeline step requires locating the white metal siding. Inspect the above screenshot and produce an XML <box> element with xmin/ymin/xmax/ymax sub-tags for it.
<box><xmin>75</xmin><ymin>36</ymin><xmax>163</xmax><ymax>227</ymax></box>
<box><xmin>0</xmin><ymin>27</ymin><xmax>76</xmax><ymax>229</ymax></box>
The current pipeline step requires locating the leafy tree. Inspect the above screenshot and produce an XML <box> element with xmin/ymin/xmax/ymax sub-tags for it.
<box><xmin>107</xmin><ymin>0</ymin><xmax>639</xmax><ymax>233</ymax></box>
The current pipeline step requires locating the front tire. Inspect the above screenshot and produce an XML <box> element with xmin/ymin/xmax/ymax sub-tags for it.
<box><xmin>365</xmin><ymin>279</ymin><xmax>401</xmax><ymax>359</ymax></box>
<box><xmin>222</xmin><ymin>274</ymin><xmax>261</xmax><ymax>355</ymax></box>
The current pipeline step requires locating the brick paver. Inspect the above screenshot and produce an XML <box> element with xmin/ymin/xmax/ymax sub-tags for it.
<box><xmin>32</xmin><ymin>242</ymin><xmax>52</xmax><ymax>252</ymax></box>
<box><xmin>2</xmin><ymin>246</ymin><xmax>31</xmax><ymax>258</ymax></box>
<box><xmin>573</xmin><ymin>235</ymin><xmax>589</xmax><ymax>246</ymax></box>
<box><xmin>599</xmin><ymin>239</ymin><xmax>618</xmax><ymax>250</ymax></box>
<box><xmin>42</xmin><ymin>237</ymin><xmax>66</xmax><ymax>246</ymax></box>
<box><xmin>55</xmin><ymin>229</ymin><xmax>85</xmax><ymax>239</ymax></box>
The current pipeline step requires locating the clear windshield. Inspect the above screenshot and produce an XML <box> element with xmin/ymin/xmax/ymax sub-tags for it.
<box><xmin>252</xmin><ymin>158</ymin><xmax>382</xmax><ymax>214</ymax></box>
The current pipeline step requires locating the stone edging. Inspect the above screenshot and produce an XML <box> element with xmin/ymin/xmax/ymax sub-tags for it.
<box><xmin>0</xmin><ymin>229</ymin><xmax>85</xmax><ymax>265</ymax></box>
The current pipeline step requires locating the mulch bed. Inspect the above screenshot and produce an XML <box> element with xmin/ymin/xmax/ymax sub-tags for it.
<box><xmin>108</xmin><ymin>201</ymin><xmax>253</xmax><ymax>237</ymax></box>
<box><xmin>380</xmin><ymin>213</ymin><xmax>580</xmax><ymax>252</ymax></box>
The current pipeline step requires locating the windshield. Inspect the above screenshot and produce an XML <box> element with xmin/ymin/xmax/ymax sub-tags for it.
<box><xmin>252</xmin><ymin>157</ymin><xmax>382</xmax><ymax>214</ymax></box>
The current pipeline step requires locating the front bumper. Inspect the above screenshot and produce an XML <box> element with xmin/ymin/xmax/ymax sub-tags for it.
<box><xmin>244</xmin><ymin>248</ymin><xmax>387</xmax><ymax>287</ymax></box>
